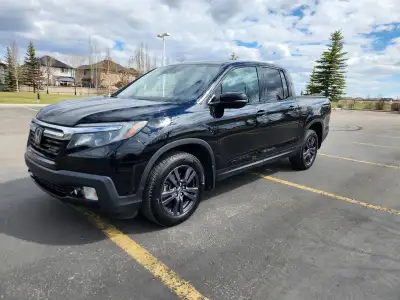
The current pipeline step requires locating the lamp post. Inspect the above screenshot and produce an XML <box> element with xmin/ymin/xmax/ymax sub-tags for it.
<box><xmin>157</xmin><ymin>32</ymin><xmax>170</xmax><ymax>66</ymax></box>
<box><xmin>157</xmin><ymin>33</ymin><xmax>170</xmax><ymax>97</ymax></box>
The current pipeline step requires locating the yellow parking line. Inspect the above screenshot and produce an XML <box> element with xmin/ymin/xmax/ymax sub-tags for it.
<box><xmin>74</xmin><ymin>207</ymin><xmax>208</xmax><ymax>300</ymax></box>
<box><xmin>319</xmin><ymin>153</ymin><xmax>400</xmax><ymax>169</ymax></box>
<box><xmin>353</xmin><ymin>142</ymin><xmax>398</xmax><ymax>149</ymax></box>
<box><xmin>255</xmin><ymin>174</ymin><xmax>400</xmax><ymax>215</ymax></box>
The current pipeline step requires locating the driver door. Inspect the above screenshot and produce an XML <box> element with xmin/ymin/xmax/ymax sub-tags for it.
<box><xmin>207</xmin><ymin>66</ymin><xmax>265</xmax><ymax>171</ymax></box>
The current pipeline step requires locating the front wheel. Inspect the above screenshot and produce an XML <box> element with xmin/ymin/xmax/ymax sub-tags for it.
<box><xmin>141</xmin><ymin>151</ymin><xmax>205</xmax><ymax>227</ymax></box>
<box><xmin>289</xmin><ymin>129</ymin><xmax>319</xmax><ymax>170</ymax></box>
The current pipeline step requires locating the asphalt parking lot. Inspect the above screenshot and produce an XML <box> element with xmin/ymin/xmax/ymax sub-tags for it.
<box><xmin>0</xmin><ymin>107</ymin><xmax>399</xmax><ymax>300</ymax></box>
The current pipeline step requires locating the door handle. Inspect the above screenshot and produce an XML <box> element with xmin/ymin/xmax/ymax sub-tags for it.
<box><xmin>256</xmin><ymin>110</ymin><xmax>266</xmax><ymax>116</ymax></box>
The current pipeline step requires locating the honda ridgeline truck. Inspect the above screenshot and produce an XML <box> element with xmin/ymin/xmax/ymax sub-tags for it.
<box><xmin>25</xmin><ymin>61</ymin><xmax>331</xmax><ymax>226</ymax></box>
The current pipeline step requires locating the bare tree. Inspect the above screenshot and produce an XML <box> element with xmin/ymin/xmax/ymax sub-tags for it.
<box><xmin>105</xmin><ymin>48</ymin><xmax>112</xmax><ymax>95</ymax></box>
<box><xmin>42</xmin><ymin>56</ymin><xmax>54</xmax><ymax>94</ymax></box>
<box><xmin>119</xmin><ymin>55</ymin><xmax>135</xmax><ymax>87</ymax></box>
<box><xmin>64</xmin><ymin>54</ymin><xmax>86</xmax><ymax>95</ymax></box>
<box><xmin>134</xmin><ymin>42</ymin><xmax>145</xmax><ymax>75</ymax></box>
<box><xmin>10</xmin><ymin>40</ymin><xmax>20</xmax><ymax>92</ymax></box>
<box><xmin>151</xmin><ymin>56</ymin><xmax>158</xmax><ymax>70</ymax></box>
<box><xmin>145</xmin><ymin>44</ymin><xmax>151</xmax><ymax>72</ymax></box>
<box><xmin>88</xmin><ymin>37</ymin><xmax>94</xmax><ymax>93</ymax></box>
<box><xmin>134</xmin><ymin>42</ymin><xmax>152</xmax><ymax>76</ymax></box>
<box><xmin>88</xmin><ymin>37</ymin><xmax>101</xmax><ymax>93</ymax></box>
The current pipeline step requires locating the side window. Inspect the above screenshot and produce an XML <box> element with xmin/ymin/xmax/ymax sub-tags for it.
<box><xmin>280</xmin><ymin>71</ymin><xmax>290</xmax><ymax>99</ymax></box>
<box><xmin>262</xmin><ymin>67</ymin><xmax>284</xmax><ymax>101</ymax></box>
<box><xmin>221</xmin><ymin>67</ymin><xmax>259</xmax><ymax>104</ymax></box>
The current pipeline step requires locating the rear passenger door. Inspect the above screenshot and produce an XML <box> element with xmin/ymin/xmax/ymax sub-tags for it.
<box><xmin>258</xmin><ymin>67</ymin><xmax>301</xmax><ymax>154</ymax></box>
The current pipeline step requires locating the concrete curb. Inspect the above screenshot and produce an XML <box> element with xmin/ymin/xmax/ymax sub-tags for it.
<box><xmin>0</xmin><ymin>104</ymin><xmax>48</xmax><ymax>107</ymax></box>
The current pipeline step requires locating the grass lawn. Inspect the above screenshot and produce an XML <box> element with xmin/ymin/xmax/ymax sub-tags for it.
<box><xmin>332</xmin><ymin>100</ymin><xmax>392</xmax><ymax>111</ymax></box>
<box><xmin>0</xmin><ymin>92</ymin><xmax>85</xmax><ymax>104</ymax></box>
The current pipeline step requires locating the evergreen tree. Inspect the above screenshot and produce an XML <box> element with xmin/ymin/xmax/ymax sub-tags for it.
<box><xmin>305</xmin><ymin>66</ymin><xmax>320</xmax><ymax>95</ymax></box>
<box><xmin>313</xmin><ymin>30</ymin><xmax>348</xmax><ymax>101</ymax></box>
<box><xmin>4</xmin><ymin>47</ymin><xmax>17</xmax><ymax>92</ymax></box>
<box><xmin>23</xmin><ymin>41</ymin><xmax>42</xmax><ymax>92</ymax></box>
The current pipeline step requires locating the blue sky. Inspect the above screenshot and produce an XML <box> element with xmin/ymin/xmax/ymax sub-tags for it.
<box><xmin>1</xmin><ymin>0</ymin><xmax>399</xmax><ymax>97</ymax></box>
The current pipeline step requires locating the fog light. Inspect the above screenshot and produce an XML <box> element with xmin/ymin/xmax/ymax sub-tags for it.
<box><xmin>83</xmin><ymin>187</ymin><xmax>98</xmax><ymax>201</ymax></box>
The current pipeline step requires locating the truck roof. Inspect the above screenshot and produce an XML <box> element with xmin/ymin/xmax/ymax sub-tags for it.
<box><xmin>169</xmin><ymin>60</ymin><xmax>285</xmax><ymax>70</ymax></box>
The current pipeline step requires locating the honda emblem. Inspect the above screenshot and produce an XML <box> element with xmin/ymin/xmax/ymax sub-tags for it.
<box><xmin>34</xmin><ymin>127</ymin><xmax>44</xmax><ymax>145</ymax></box>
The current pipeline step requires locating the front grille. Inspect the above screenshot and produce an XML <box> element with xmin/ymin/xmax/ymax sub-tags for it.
<box><xmin>29</xmin><ymin>130</ymin><xmax>63</xmax><ymax>159</ymax></box>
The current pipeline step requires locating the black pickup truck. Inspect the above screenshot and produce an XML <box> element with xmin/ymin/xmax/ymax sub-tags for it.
<box><xmin>25</xmin><ymin>61</ymin><xmax>331</xmax><ymax>226</ymax></box>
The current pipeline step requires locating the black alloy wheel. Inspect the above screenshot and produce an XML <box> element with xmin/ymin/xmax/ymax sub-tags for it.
<box><xmin>303</xmin><ymin>134</ymin><xmax>317</xmax><ymax>167</ymax></box>
<box><xmin>141</xmin><ymin>151</ymin><xmax>205</xmax><ymax>227</ymax></box>
<box><xmin>289</xmin><ymin>129</ymin><xmax>319</xmax><ymax>170</ymax></box>
<box><xmin>161</xmin><ymin>165</ymin><xmax>199</xmax><ymax>217</ymax></box>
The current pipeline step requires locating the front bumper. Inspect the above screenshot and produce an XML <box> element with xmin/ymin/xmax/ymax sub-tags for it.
<box><xmin>25</xmin><ymin>152</ymin><xmax>142</xmax><ymax>218</ymax></box>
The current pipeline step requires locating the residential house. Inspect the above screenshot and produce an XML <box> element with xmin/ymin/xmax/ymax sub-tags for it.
<box><xmin>0</xmin><ymin>60</ymin><xmax>7</xmax><ymax>86</ymax></box>
<box><xmin>38</xmin><ymin>56</ymin><xmax>75</xmax><ymax>86</ymax></box>
<box><xmin>76</xmin><ymin>59</ymin><xmax>138</xmax><ymax>90</ymax></box>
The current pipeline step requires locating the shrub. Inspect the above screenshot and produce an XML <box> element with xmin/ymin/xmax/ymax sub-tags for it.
<box><xmin>337</xmin><ymin>103</ymin><xmax>343</xmax><ymax>108</ymax></box>
<box><xmin>375</xmin><ymin>100</ymin><xmax>385</xmax><ymax>110</ymax></box>
<box><xmin>364</xmin><ymin>102</ymin><xmax>373</xmax><ymax>110</ymax></box>
<box><xmin>391</xmin><ymin>102</ymin><xmax>400</xmax><ymax>111</ymax></box>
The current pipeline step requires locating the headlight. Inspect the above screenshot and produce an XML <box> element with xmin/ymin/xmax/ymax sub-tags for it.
<box><xmin>67</xmin><ymin>121</ymin><xmax>147</xmax><ymax>149</ymax></box>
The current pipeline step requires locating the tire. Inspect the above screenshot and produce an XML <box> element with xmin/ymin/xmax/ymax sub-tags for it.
<box><xmin>141</xmin><ymin>151</ymin><xmax>205</xmax><ymax>227</ymax></box>
<box><xmin>289</xmin><ymin>129</ymin><xmax>319</xmax><ymax>170</ymax></box>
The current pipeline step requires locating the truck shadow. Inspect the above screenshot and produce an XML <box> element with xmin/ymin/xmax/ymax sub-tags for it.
<box><xmin>0</xmin><ymin>159</ymin><xmax>294</xmax><ymax>246</ymax></box>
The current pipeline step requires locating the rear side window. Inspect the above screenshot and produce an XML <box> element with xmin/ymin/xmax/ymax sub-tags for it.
<box><xmin>261</xmin><ymin>67</ymin><xmax>284</xmax><ymax>101</ymax></box>
<box><xmin>221</xmin><ymin>67</ymin><xmax>260</xmax><ymax>104</ymax></box>
<box><xmin>280</xmin><ymin>71</ymin><xmax>290</xmax><ymax>99</ymax></box>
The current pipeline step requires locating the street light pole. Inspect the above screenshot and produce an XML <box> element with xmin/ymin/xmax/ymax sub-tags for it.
<box><xmin>162</xmin><ymin>37</ymin><xmax>166</xmax><ymax>66</ymax></box>
<box><xmin>157</xmin><ymin>33</ymin><xmax>170</xmax><ymax>97</ymax></box>
<box><xmin>157</xmin><ymin>33</ymin><xmax>170</xmax><ymax>66</ymax></box>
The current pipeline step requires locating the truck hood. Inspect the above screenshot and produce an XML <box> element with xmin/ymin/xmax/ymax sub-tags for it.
<box><xmin>35</xmin><ymin>96</ymin><xmax>181</xmax><ymax>126</ymax></box>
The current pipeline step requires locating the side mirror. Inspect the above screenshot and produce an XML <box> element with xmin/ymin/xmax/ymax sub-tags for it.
<box><xmin>214</xmin><ymin>92</ymin><xmax>248</xmax><ymax>109</ymax></box>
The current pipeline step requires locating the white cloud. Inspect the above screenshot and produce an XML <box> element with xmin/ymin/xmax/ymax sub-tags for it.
<box><xmin>0</xmin><ymin>0</ymin><xmax>399</xmax><ymax>97</ymax></box>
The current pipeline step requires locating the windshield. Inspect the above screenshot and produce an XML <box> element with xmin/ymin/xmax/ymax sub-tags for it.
<box><xmin>115</xmin><ymin>64</ymin><xmax>222</xmax><ymax>102</ymax></box>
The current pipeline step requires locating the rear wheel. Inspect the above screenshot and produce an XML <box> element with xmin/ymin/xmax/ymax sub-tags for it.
<box><xmin>141</xmin><ymin>151</ymin><xmax>204</xmax><ymax>226</ymax></box>
<box><xmin>289</xmin><ymin>129</ymin><xmax>318</xmax><ymax>170</ymax></box>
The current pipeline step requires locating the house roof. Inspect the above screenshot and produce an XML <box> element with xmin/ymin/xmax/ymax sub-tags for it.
<box><xmin>0</xmin><ymin>60</ymin><xmax>7</xmax><ymax>66</ymax></box>
<box><xmin>77</xmin><ymin>59</ymin><xmax>138</xmax><ymax>75</ymax></box>
<box><xmin>38</xmin><ymin>56</ymin><xmax>73</xmax><ymax>69</ymax></box>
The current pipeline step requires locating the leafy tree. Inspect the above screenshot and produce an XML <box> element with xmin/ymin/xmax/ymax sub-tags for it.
<box><xmin>4</xmin><ymin>47</ymin><xmax>17</xmax><ymax>92</ymax></box>
<box><xmin>23</xmin><ymin>41</ymin><xmax>42</xmax><ymax>92</ymax></box>
<box><xmin>312</xmin><ymin>30</ymin><xmax>348</xmax><ymax>101</ymax></box>
<box><xmin>229</xmin><ymin>52</ymin><xmax>239</xmax><ymax>60</ymax></box>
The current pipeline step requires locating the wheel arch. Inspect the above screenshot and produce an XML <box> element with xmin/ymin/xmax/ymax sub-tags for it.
<box><xmin>305</xmin><ymin>119</ymin><xmax>323</xmax><ymax>148</ymax></box>
<box><xmin>137</xmin><ymin>138</ymin><xmax>216</xmax><ymax>198</ymax></box>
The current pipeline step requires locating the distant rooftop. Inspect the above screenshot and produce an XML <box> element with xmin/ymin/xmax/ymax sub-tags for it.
<box><xmin>38</xmin><ymin>56</ymin><xmax>73</xmax><ymax>69</ymax></box>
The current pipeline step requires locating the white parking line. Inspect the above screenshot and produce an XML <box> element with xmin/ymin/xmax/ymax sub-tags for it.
<box><xmin>20</xmin><ymin>106</ymin><xmax>39</xmax><ymax>112</ymax></box>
